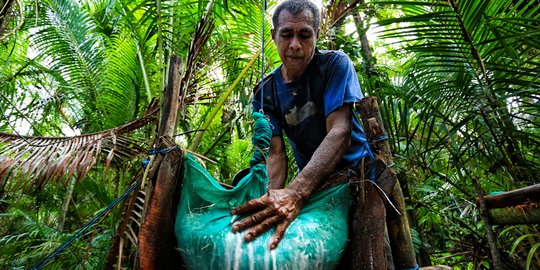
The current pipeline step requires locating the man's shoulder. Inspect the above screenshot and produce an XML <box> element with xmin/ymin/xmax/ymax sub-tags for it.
<box><xmin>313</xmin><ymin>50</ymin><xmax>352</xmax><ymax>72</ymax></box>
<box><xmin>311</xmin><ymin>50</ymin><xmax>352</xmax><ymax>78</ymax></box>
<box><xmin>314</xmin><ymin>49</ymin><xmax>350</xmax><ymax>62</ymax></box>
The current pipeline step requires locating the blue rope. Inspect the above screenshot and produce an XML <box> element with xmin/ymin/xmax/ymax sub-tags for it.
<box><xmin>365</xmin><ymin>132</ymin><xmax>390</xmax><ymax>182</ymax></box>
<box><xmin>372</xmin><ymin>132</ymin><xmax>389</xmax><ymax>143</ymax></box>
<box><xmin>30</xmin><ymin>179</ymin><xmax>143</xmax><ymax>270</ymax></box>
<box><xmin>148</xmin><ymin>146</ymin><xmax>178</xmax><ymax>155</ymax></box>
<box><xmin>142</xmin><ymin>159</ymin><xmax>151</xmax><ymax>168</ymax></box>
<box><xmin>259</xmin><ymin>0</ymin><xmax>266</xmax><ymax>114</ymax></box>
<box><xmin>401</xmin><ymin>265</ymin><xmax>420</xmax><ymax>270</ymax></box>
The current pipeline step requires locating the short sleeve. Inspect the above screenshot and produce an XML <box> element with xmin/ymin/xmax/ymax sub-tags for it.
<box><xmin>252</xmin><ymin>81</ymin><xmax>283</xmax><ymax>137</ymax></box>
<box><xmin>323</xmin><ymin>52</ymin><xmax>363</xmax><ymax>116</ymax></box>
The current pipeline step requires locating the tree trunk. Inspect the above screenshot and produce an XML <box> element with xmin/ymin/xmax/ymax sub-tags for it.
<box><xmin>357</xmin><ymin>96</ymin><xmax>417</xmax><ymax>269</ymax></box>
<box><xmin>349</xmin><ymin>176</ymin><xmax>387</xmax><ymax>269</ymax></box>
<box><xmin>386</xmin><ymin>181</ymin><xmax>416</xmax><ymax>269</ymax></box>
<box><xmin>137</xmin><ymin>138</ymin><xmax>183</xmax><ymax>269</ymax></box>
<box><xmin>400</xmin><ymin>171</ymin><xmax>432</xmax><ymax>266</ymax></box>
<box><xmin>137</xmin><ymin>56</ymin><xmax>184</xmax><ymax>270</ymax></box>
<box><xmin>57</xmin><ymin>176</ymin><xmax>76</xmax><ymax>232</ymax></box>
<box><xmin>0</xmin><ymin>0</ymin><xmax>14</xmax><ymax>37</ymax></box>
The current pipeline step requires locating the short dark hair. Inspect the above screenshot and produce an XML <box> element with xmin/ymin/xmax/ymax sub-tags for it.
<box><xmin>272</xmin><ymin>0</ymin><xmax>321</xmax><ymax>30</ymax></box>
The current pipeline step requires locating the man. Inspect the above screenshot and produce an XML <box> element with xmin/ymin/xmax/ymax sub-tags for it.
<box><xmin>231</xmin><ymin>0</ymin><xmax>371</xmax><ymax>250</ymax></box>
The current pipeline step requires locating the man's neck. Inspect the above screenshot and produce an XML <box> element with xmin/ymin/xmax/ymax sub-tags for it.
<box><xmin>280</xmin><ymin>66</ymin><xmax>305</xmax><ymax>83</ymax></box>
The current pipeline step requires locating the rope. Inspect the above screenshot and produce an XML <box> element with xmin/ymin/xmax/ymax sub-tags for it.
<box><xmin>148</xmin><ymin>145</ymin><xmax>178</xmax><ymax>155</ymax></box>
<box><xmin>259</xmin><ymin>0</ymin><xmax>266</xmax><ymax>114</ymax></box>
<box><xmin>30</xmin><ymin>179</ymin><xmax>143</xmax><ymax>270</ymax></box>
<box><xmin>400</xmin><ymin>265</ymin><xmax>419</xmax><ymax>270</ymax></box>
<box><xmin>351</xmin><ymin>179</ymin><xmax>401</xmax><ymax>215</ymax></box>
<box><xmin>363</xmin><ymin>132</ymin><xmax>391</xmax><ymax>182</ymax></box>
<box><xmin>372</xmin><ymin>132</ymin><xmax>389</xmax><ymax>143</ymax></box>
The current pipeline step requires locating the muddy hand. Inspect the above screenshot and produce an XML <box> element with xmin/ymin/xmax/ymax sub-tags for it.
<box><xmin>231</xmin><ymin>188</ymin><xmax>305</xmax><ymax>249</ymax></box>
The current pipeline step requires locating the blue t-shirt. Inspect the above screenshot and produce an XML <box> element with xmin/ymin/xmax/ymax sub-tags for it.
<box><xmin>253</xmin><ymin>50</ymin><xmax>371</xmax><ymax>171</ymax></box>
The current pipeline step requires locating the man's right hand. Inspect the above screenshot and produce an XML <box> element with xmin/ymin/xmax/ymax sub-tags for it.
<box><xmin>231</xmin><ymin>187</ymin><xmax>305</xmax><ymax>249</ymax></box>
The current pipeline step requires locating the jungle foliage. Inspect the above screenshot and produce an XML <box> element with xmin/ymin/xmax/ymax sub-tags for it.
<box><xmin>0</xmin><ymin>0</ymin><xmax>538</xmax><ymax>269</ymax></box>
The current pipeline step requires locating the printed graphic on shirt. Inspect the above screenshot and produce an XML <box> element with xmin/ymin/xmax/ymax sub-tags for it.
<box><xmin>284</xmin><ymin>101</ymin><xmax>317</xmax><ymax>126</ymax></box>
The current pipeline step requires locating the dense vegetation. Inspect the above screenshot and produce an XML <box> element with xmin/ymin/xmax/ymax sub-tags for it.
<box><xmin>0</xmin><ymin>0</ymin><xmax>538</xmax><ymax>269</ymax></box>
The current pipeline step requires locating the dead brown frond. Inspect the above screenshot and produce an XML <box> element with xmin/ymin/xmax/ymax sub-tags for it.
<box><xmin>0</xmin><ymin>106</ymin><xmax>159</xmax><ymax>191</ymax></box>
<box><xmin>320</xmin><ymin>0</ymin><xmax>363</xmax><ymax>35</ymax></box>
<box><xmin>179</xmin><ymin>0</ymin><xmax>215</xmax><ymax>116</ymax></box>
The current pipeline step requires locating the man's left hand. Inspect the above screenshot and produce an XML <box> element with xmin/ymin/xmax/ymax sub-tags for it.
<box><xmin>231</xmin><ymin>188</ymin><xmax>305</xmax><ymax>249</ymax></box>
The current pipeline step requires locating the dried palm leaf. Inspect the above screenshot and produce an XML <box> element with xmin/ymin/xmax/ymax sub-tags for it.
<box><xmin>0</xmin><ymin>106</ymin><xmax>159</xmax><ymax>191</ymax></box>
<box><xmin>321</xmin><ymin>0</ymin><xmax>363</xmax><ymax>35</ymax></box>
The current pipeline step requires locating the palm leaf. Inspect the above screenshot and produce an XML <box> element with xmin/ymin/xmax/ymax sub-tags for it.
<box><xmin>0</xmin><ymin>106</ymin><xmax>158</xmax><ymax>191</ymax></box>
<box><xmin>375</xmin><ymin>0</ymin><xmax>540</xmax><ymax>183</ymax></box>
<box><xmin>30</xmin><ymin>0</ymin><xmax>106</xmax><ymax>132</ymax></box>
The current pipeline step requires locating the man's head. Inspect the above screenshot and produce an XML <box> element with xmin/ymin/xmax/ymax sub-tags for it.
<box><xmin>272</xmin><ymin>0</ymin><xmax>321</xmax><ymax>30</ymax></box>
<box><xmin>271</xmin><ymin>0</ymin><xmax>320</xmax><ymax>81</ymax></box>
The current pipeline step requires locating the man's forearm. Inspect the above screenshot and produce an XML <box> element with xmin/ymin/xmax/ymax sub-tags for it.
<box><xmin>287</xmin><ymin>125</ymin><xmax>350</xmax><ymax>199</ymax></box>
<box><xmin>287</xmin><ymin>105</ymin><xmax>353</xmax><ymax>199</ymax></box>
<box><xmin>267</xmin><ymin>150</ymin><xmax>287</xmax><ymax>189</ymax></box>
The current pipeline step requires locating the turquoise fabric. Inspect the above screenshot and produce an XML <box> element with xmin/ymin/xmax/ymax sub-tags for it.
<box><xmin>174</xmin><ymin>113</ymin><xmax>351</xmax><ymax>270</ymax></box>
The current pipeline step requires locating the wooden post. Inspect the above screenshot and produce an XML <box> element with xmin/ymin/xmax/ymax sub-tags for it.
<box><xmin>356</xmin><ymin>96</ymin><xmax>417</xmax><ymax>269</ymax></box>
<box><xmin>386</xmin><ymin>182</ymin><xmax>416</xmax><ymax>269</ymax></box>
<box><xmin>349</xmin><ymin>167</ymin><xmax>387</xmax><ymax>269</ymax></box>
<box><xmin>482</xmin><ymin>184</ymin><xmax>540</xmax><ymax>209</ymax></box>
<box><xmin>489</xmin><ymin>203</ymin><xmax>540</xmax><ymax>225</ymax></box>
<box><xmin>137</xmin><ymin>56</ymin><xmax>184</xmax><ymax>270</ymax></box>
<box><xmin>481</xmin><ymin>184</ymin><xmax>540</xmax><ymax>225</ymax></box>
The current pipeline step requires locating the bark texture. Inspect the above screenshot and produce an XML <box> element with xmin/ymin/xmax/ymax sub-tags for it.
<box><xmin>137</xmin><ymin>56</ymin><xmax>184</xmax><ymax>270</ymax></box>
<box><xmin>354</xmin><ymin>96</ymin><xmax>417</xmax><ymax>269</ymax></box>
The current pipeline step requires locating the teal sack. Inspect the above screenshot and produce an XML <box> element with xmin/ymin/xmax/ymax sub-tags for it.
<box><xmin>174</xmin><ymin>113</ymin><xmax>351</xmax><ymax>270</ymax></box>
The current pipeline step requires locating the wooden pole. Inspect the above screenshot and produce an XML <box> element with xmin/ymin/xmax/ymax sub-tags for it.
<box><xmin>349</xmin><ymin>171</ymin><xmax>387</xmax><ymax>269</ymax></box>
<box><xmin>482</xmin><ymin>184</ymin><xmax>540</xmax><ymax>209</ymax></box>
<box><xmin>489</xmin><ymin>202</ymin><xmax>540</xmax><ymax>225</ymax></box>
<box><xmin>357</xmin><ymin>96</ymin><xmax>417</xmax><ymax>269</ymax></box>
<box><xmin>137</xmin><ymin>56</ymin><xmax>184</xmax><ymax>270</ymax></box>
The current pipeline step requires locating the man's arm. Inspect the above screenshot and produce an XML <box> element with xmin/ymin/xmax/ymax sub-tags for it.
<box><xmin>231</xmin><ymin>104</ymin><xmax>352</xmax><ymax>249</ymax></box>
<box><xmin>287</xmin><ymin>104</ymin><xmax>352</xmax><ymax>199</ymax></box>
<box><xmin>267</xmin><ymin>136</ymin><xmax>288</xmax><ymax>190</ymax></box>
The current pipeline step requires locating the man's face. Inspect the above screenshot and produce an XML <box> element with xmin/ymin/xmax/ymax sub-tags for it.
<box><xmin>272</xmin><ymin>9</ymin><xmax>319</xmax><ymax>80</ymax></box>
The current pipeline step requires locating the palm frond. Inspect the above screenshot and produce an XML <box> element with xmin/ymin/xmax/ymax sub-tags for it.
<box><xmin>375</xmin><ymin>0</ymin><xmax>540</xmax><ymax>183</ymax></box>
<box><xmin>97</xmin><ymin>32</ymin><xmax>142</xmax><ymax>127</ymax></box>
<box><xmin>321</xmin><ymin>0</ymin><xmax>363</xmax><ymax>34</ymax></box>
<box><xmin>0</xmin><ymin>106</ymin><xmax>158</xmax><ymax>191</ymax></box>
<box><xmin>30</xmin><ymin>0</ymin><xmax>105</xmax><ymax>132</ymax></box>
